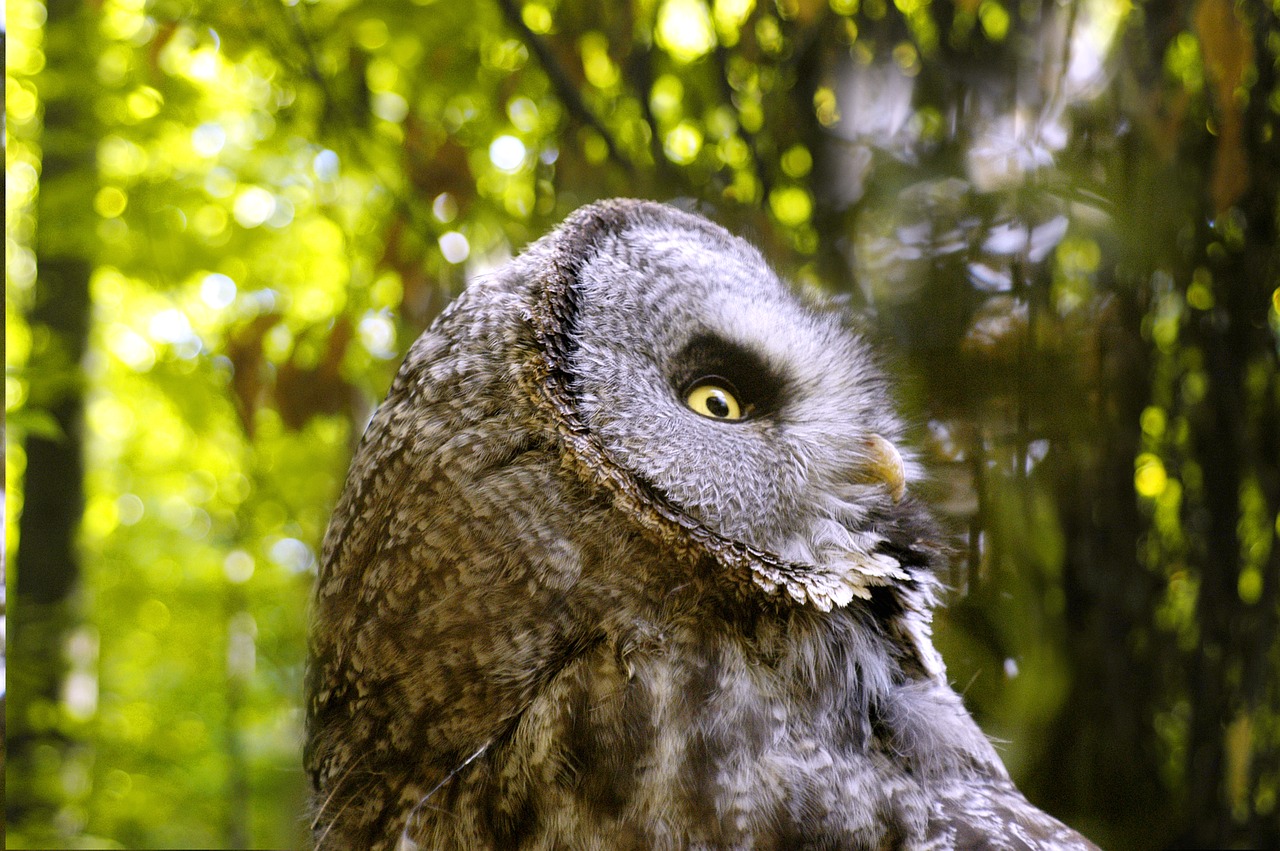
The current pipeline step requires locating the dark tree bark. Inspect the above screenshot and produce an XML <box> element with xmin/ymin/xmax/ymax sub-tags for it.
<box><xmin>1181</xmin><ymin>9</ymin><xmax>1280</xmax><ymax>848</ymax></box>
<box><xmin>1039</xmin><ymin>292</ymin><xmax>1172</xmax><ymax>850</ymax></box>
<box><xmin>7</xmin><ymin>0</ymin><xmax>98</xmax><ymax>835</ymax></box>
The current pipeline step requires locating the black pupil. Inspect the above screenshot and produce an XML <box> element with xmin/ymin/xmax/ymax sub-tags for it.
<box><xmin>706</xmin><ymin>393</ymin><xmax>730</xmax><ymax>418</ymax></box>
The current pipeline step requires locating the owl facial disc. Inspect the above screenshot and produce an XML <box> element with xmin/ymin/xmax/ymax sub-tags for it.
<box><xmin>524</xmin><ymin>199</ymin><xmax>931</xmax><ymax>615</ymax></box>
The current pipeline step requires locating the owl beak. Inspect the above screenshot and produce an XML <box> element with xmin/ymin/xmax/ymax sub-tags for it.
<box><xmin>858</xmin><ymin>435</ymin><xmax>906</xmax><ymax>503</ymax></box>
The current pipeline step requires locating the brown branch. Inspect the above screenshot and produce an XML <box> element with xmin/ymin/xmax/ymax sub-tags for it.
<box><xmin>619</xmin><ymin>3</ymin><xmax>683</xmax><ymax>187</ymax></box>
<box><xmin>713</xmin><ymin>42</ymin><xmax>773</xmax><ymax>201</ymax></box>
<box><xmin>494</xmin><ymin>0</ymin><xmax>633</xmax><ymax>173</ymax></box>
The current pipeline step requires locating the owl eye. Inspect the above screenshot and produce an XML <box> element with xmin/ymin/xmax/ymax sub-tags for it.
<box><xmin>684</xmin><ymin>379</ymin><xmax>745</xmax><ymax>421</ymax></box>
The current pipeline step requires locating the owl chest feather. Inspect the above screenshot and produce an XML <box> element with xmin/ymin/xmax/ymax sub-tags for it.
<box><xmin>415</xmin><ymin>615</ymin><xmax>947</xmax><ymax>850</ymax></box>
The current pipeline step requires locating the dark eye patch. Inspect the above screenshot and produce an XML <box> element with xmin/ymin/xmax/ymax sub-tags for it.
<box><xmin>670</xmin><ymin>334</ymin><xmax>784</xmax><ymax>420</ymax></box>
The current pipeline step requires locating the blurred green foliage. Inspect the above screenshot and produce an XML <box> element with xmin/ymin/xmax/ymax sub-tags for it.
<box><xmin>5</xmin><ymin>0</ymin><xmax>1279</xmax><ymax>848</ymax></box>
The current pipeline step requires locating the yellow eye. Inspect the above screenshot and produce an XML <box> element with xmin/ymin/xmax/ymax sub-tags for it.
<box><xmin>685</xmin><ymin>381</ymin><xmax>744</xmax><ymax>421</ymax></box>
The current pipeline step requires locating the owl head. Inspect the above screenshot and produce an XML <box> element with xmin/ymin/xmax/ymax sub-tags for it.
<box><xmin>520</xmin><ymin>199</ymin><xmax>946</xmax><ymax>669</ymax></box>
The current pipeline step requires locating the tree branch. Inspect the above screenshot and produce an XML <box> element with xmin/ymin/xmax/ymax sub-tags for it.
<box><xmin>494</xmin><ymin>0</ymin><xmax>633</xmax><ymax>173</ymax></box>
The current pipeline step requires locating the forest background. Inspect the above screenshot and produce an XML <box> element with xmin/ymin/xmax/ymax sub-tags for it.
<box><xmin>5</xmin><ymin>0</ymin><xmax>1279</xmax><ymax>848</ymax></box>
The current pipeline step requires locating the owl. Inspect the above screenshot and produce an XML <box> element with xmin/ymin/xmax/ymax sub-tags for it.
<box><xmin>305</xmin><ymin>199</ymin><xmax>1098</xmax><ymax>850</ymax></box>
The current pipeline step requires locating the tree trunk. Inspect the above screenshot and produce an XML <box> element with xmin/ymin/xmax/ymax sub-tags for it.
<box><xmin>7</xmin><ymin>0</ymin><xmax>98</xmax><ymax>836</ymax></box>
<box><xmin>1183</xmin><ymin>11</ymin><xmax>1280</xmax><ymax>846</ymax></box>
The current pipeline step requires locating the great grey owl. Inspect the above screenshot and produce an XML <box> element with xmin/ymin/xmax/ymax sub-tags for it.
<box><xmin>305</xmin><ymin>199</ymin><xmax>1097</xmax><ymax>850</ymax></box>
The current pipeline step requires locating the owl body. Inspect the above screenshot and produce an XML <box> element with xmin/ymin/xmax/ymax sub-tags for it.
<box><xmin>306</xmin><ymin>200</ymin><xmax>1096</xmax><ymax>850</ymax></box>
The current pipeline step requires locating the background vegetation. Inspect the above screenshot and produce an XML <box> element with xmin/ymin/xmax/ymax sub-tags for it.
<box><xmin>5</xmin><ymin>0</ymin><xmax>1279</xmax><ymax>847</ymax></box>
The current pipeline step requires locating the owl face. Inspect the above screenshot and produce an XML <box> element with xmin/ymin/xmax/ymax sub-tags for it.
<box><xmin>532</xmin><ymin>201</ymin><xmax>920</xmax><ymax>610</ymax></box>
